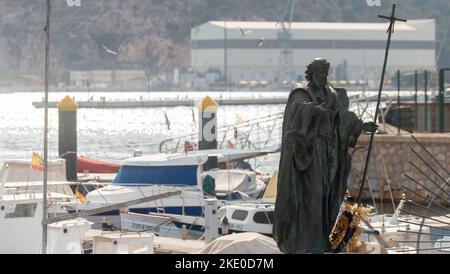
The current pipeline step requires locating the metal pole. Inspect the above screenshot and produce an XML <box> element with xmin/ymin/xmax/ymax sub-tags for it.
<box><xmin>397</xmin><ymin>70</ymin><xmax>401</xmax><ymax>135</ymax></box>
<box><xmin>414</xmin><ymin>70</ymin><xmax>418</xmax><ymax>131</ymax></box>
<box><xmin>42</xmin><ymin>0</ymin><xmax>51</xmax><ymax>254</ymax></box>
<box><xmin>224</xmin><ymin>20</ymin><xmax>228</xmax><ymax>91</ymax></box>
<box><xmin>424</xmin><ymin>70</ymin><xmax>428</xmax><ymax>132</ymax></box>
<box><xmin>439</xmin><ymin>69</ymin><xmax>449</xmax><ymax>132</ymax></box>
<box><xmin>356</xmin><ymin>4</ymin><xmax>407</xmax><ymax>203</ymax></box>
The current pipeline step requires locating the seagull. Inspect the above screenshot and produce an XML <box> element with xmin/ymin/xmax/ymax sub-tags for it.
<box><xmin>68</xmin><ymin>31</ymin><xmax>77</xmax><ymax>38</ymax></box>
<box><xmin>256</xmin><ymin>38</ymin><xmax>265</xmax><ymax>47</ymax></box>
<box><xmin>237</xmin><ymin>26</ymin><xmax>252</xmax><ymax>36</ymax></box>
<box><xmin>101</xmin><ymin>44</ymin><xmax>118</xmax><ymax>55</ymax></box>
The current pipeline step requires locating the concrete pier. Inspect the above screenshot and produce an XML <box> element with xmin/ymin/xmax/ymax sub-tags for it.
<box><xmin>32</xmin><ymin>96</ymin><xmax>288</xmax><ymax>108</ymax></box>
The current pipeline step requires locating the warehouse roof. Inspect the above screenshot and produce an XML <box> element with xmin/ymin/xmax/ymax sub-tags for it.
<box><xmin>208</xmin><ymin>20</ymin><xmax>433</xmax><ymax>31</ymax></box>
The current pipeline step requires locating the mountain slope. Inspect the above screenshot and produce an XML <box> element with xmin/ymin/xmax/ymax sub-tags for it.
<box><xmin>0</xmin><ymin>0</ymin><xmax>449</xmax><ymax>82</ymax></box>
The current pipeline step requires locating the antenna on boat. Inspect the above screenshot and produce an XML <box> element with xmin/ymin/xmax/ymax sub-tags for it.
<box><xmin>42</xmin><ymin>0</ymin><xmax>51</xmax><ymax>254</ymax></box>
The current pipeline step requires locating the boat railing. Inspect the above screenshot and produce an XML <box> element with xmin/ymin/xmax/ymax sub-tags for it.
<box><xmin>158</xmin><ymin>111</ymin><xmax>284</xmax><ymax>154</ymax></box>
<box><xmin>7</xmin><ymin>189</ymin><xmax>37</xmax><ymax>201</ymax></box>
<box><xmin>156</xmin><ymin>92</ymin><xmax>393</xmax><ymax>155</ymax></box>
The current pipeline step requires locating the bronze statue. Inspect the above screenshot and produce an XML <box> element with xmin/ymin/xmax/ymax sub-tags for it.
<box><xmin>273</xmin><ymin>58</ymin><xmax>377</xmax><ymax>254</ymax></box>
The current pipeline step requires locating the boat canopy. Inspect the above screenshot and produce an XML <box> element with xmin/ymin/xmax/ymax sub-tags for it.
<box><xmin>120</xmin><ymin>149</ymin><xmax>276</xmax><ymax>166</ymax></box>
<box><xmin>113</xmin><ymin>154</ymin><xmax>208</xmax><ymax>186</ymax></box>
<box><xmin>190</xmin><ymin>149</ymin><xmax>277</xmax><ymax>163</ymax></box>
<box><xmin>0</xmin><ymin>159</ymin><xmax>67</xmax><ymax>182</ymax></box>
<box><xmin>113</xmin><ymin>165</ymin><xmax>200</xmax><ymax>186</ymax></box>
<box><xmin>121</xmin><ymin>153</ymin><xmax>208</xmax><ymax>167</ymax></box>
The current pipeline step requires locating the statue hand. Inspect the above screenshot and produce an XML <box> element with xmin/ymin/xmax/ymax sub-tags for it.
<box><xmin>315</xmin><ymin>104</ymin><xmax>331</xmax><ymax>114</ymax></box>
<box><xmin>362</xmin><ymin>121</ymin><xmax>378</xmax><ymax>134</ymax></box>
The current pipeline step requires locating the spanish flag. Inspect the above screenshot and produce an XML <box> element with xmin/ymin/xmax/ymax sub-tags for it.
<box><xmin>76</xmin><ymin>190</ymin><xmax>87</xmax><ymax>203</ymax></box>
<box><xmin>31</xmin><ymin>152</ymin><xmax>44</xmax><ymax>172</ymax></box>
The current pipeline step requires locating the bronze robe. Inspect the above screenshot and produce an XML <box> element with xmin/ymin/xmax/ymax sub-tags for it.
<box><xmin>273</xmin><ymin>84</ymin><xmax>363</xmax><ymax>254</ymax></box>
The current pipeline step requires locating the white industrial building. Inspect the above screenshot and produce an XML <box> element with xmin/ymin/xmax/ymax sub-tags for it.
<box><xmin>70</xmin><ymin>70</ymin><xmax>147</xmax><ymax>86</ymax></box>
<box><xmin>191</xmin><ymin>20</ymin><xmax>436</xmax><ymax>86</ymax></box>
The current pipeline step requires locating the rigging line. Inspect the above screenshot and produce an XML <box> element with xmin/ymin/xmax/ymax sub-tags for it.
<box><xmin>398</xmin><ymin>220</ymin><xmax>450</xmax><ymax>234</ymax></box>
<box><xmin>380</xmin><ymin>150</ymin><xmax>396</xmax><ymax>211</ymax></box>
<box><xmin>404</xmin><ymin>174</ymin><xmax>450</xmax><ymax>206</ymax></box>
<box><xmin>403</xmin><ymin>199</ymin><xmax>450</xmax><ymax>221</ymax></box>
<box><xmin>399</xmin><ymin>208</ymin><xmax>450</xmax><ymax>227</ymax></box>
<box><xmin>401</xmin><ymin>186</ymin><xmax>450</xmax><ymax>211</ymax></box>
<box><xmin>410</xmin><ymin>148</ymin><xmax>450</xmax><ymax>189</ymax></box>
<box><xmin>397</xmin><ymin>229</ymin><xmax>450</xmax><ymax>237</ymax></box>
<box><xmin>411</xmin><ymin>135</ymin><xmax>450</xmax><ymax>176</ymax></box>
<box><xmin>394</xmin><ymin>247</ymin><xmax>450</xmax><ymax>253</ymax></box>
<box><xmin>361</xmin><ymin>47</ymin><xmax>369</xmax><ymax>92</ymax></box>
<box><xmin>359</xmin><ymin>151</ymin><xmax>378</xmax><ymax>214</ymax></box>
<box><xmin>397</xmin><ymin>240</ymin><xmax>450</xmax><ymax>243</ymax></box>
<box><xmin>408</xmin><ymin>161</ymin><xmax>450</xmax><ymax>199</ymax></box>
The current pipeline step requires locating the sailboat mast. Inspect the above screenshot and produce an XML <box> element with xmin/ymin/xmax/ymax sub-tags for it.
<box><xmin>42</xmin><ymin>0</ymin><xmax>51</xmax><ymax>254</ymax></box>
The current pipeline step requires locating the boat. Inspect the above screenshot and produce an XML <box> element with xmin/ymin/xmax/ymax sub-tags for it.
<box><xmin>0</xmin><ymin>159</ymin><xmax>75</xmax><ymax>196</ymax></box>
<box><xmin>0</xmin><ymin>159</ymin><xmax>108</xmax><ymax>201</ymax></box>
<box><xmin>0</xmin><ymin>166</ymin><xmax>93</xmax><ymax>253</ymax></box>
<box><xmin>119</xmin><ymin>171</ymin><xmax>277</xmax><ymax>237</ymax></box>
<box><xmin>77</xmin><ymin>155</ymin><xmax>120</xmax><ymax>174</ymax></box>
<box><xmin>64</xmin><ymin>150</ymin><xmax>268</xmax><ymax>228</ymax></box>
<box><xmin>203</xmin><ymin>169</ymin><xmax>266</xmax><ymax>199</ymax></box>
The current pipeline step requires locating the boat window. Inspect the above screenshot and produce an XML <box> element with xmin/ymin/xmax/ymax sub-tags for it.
<box><xmin>217</xmin><ymin>209</ymin><xmax>226</xmax><ymax>219</ymax></box>
<box><xmin>231</xmin><ymin>210</ymin><xmax>248</xmax><ymax>221</ymax></box>
<box><xmin>5</xmin><ymin>203</ymin><xmax>37</xmax><ymax>218</ymax></box>
<box><xmin>253</xmin><ymin>211</ymin><xmax>274</xmax><ymax>224</ymax></box>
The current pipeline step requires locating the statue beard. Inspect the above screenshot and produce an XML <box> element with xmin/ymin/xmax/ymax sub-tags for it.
<box><xmin>310</xmin><ymin>81</ymin><xmax>328</xmax><ymax>100</ymax></box>
<box><xmin>310</xmin><ymin>79</ymin><xmax>327</xmax><ymax>89</ymax></box>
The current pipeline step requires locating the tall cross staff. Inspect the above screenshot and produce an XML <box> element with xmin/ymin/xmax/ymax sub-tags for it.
<box><xmin>356</xmin><ymin>4</ymin><xmax>407</xmax><ymax>204</ymax></box>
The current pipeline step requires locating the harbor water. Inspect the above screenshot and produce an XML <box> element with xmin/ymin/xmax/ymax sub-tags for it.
<box><xmin>0</xmin><ymin>89</ymin><xmax>428</xmax><ymax>172</ymax></box>
<box><xmin>0</xmin><ymin>91</ymin><xmax>287</xmax><ymax>173</ymax></box>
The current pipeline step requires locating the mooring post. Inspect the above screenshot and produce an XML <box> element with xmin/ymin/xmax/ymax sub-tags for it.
<box><xmin>397</xmin><ymin>70</ymin><xmax>401</xmax><ymax>135</ymax></box>
<box><xmin>204</xmin><ymin>198</ymin><xmax>219</xmax><ymax>242</ymax></box>
<box><xmin>198</xmin><ymin>96</ymin><xmax>218</xmax><ymax>171</ymax></box>
<box><xmin>424</xmin><ymin>70</ymin><xmax>428</xmax><ymax>132</ymax></box>
<box><xmin>414</xmin><ymin>70</ymin><xmax>418</xmax><ymax>131</ymax></box>
<box><xmin>58</xmin><ymin>95</ymin><xmax>78</xmax><ymax>181</ymax></box>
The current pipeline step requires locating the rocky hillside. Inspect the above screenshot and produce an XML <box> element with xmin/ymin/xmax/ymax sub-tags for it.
<box><xmin>0</xmin><ymin>0</ymin><xmax>449</xmax><ymax>82</ymax></box>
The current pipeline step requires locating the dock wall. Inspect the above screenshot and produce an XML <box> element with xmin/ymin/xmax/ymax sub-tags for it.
<box><xmin>349</xmin><ymin>133</ymin><xmax>450</xmax><ymax>204</ymax></box>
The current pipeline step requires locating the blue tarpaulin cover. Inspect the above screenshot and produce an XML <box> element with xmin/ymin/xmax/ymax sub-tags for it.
<box><xmin>113</xmin><ymin>165</ymin><xmax>199</xmax><ymax>186</ymax></box>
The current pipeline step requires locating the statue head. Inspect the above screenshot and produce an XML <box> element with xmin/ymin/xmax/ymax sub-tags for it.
<box><xmin>305</xmin><ymin>58</ymin><xmax>330</xmax><ymax>88</ymax></box>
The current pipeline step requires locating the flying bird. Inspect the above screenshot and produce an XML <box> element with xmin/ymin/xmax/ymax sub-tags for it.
<box><xmin>101</xmin><ymin>44</ymin><xmax>118</xmax><ymax>55</ymax></box>
<box><xmin>67</xmin><ymin>31</ymin><xmax>77</xmax><ymax>38</ymax></box>
<box><xmin>237</xmin><ymin>26</ymin><xmax>252</xmax><ymax>36</ymax></box>
<box><xmin>256</xmin><ymin>38</ymin><xmax>265</xmax><ymax>47</ymax></box>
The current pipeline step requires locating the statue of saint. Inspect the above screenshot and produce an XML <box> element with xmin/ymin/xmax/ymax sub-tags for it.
<box><xmin>273</xmin><ymin>58</ymin><xmax>377</xmax><ymax>254</ymax></box>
